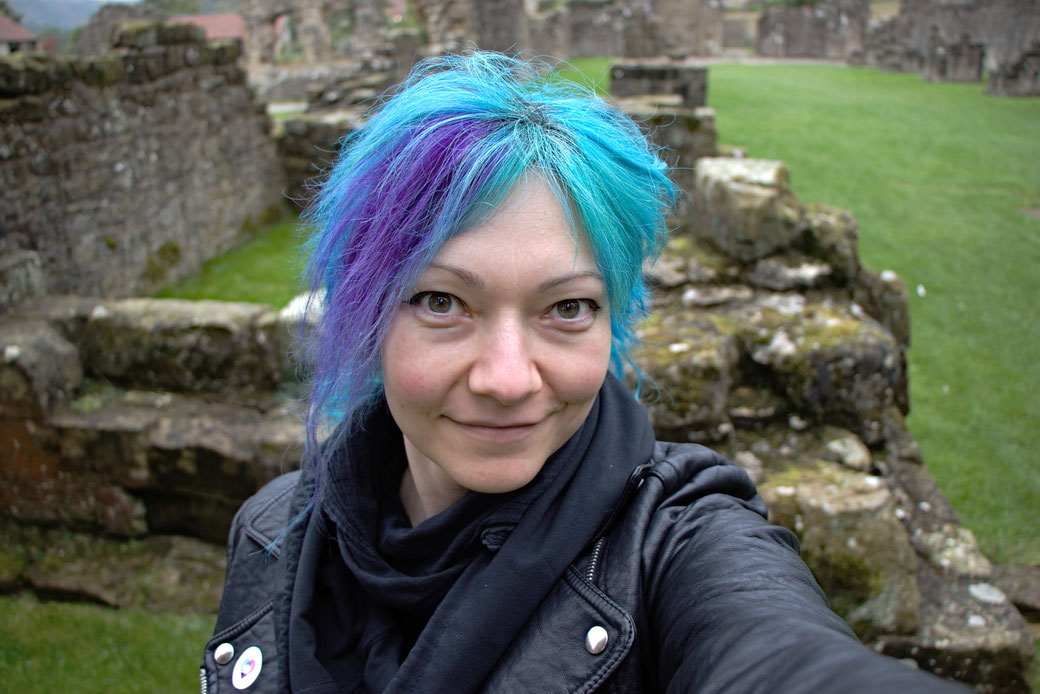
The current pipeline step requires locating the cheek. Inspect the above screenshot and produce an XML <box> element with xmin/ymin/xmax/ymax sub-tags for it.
<box><xmin>381</xmin><ymin>319</ymin><xmax>436</xmax><ymax>405</ymax></box>
<box><xmin>551</xmin><ymin>330</ymin><xmax>613</xmax><ymax>402</ymax></box>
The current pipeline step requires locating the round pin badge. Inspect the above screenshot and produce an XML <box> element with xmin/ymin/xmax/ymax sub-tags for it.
<box><xmin>232</xmin><ymin>646</ymin><xmax>263</xmax><ymax>690</ymax></box>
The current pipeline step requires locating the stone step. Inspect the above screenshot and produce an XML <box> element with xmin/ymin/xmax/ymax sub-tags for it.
<box><xmin>0</xmin><ymin>521</ymin><xmax>224</xmax><ymax>614</ymax></box>
<box><xmin>1</xmin><ymin>389</ymin><xmax>303</xmax><ymax>545</ymax></box>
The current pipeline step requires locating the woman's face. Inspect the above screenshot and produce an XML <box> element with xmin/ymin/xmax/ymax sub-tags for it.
<box><xmin>382</xmin><ymin>178</ymin><xmax>612</xmax><ymax>513</ymax></box>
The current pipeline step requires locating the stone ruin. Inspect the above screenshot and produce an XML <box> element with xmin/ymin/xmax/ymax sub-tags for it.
<box><xmin>330</xmin><ymin>0</ymin><xmax>725</xmax><ymax>65</ymax></box>
<box><xmin>923</xmin><ymin>28</ymin><xmax>984</xmax><ymax>84</ymax></box>
<box><xmin>74</xmin><ymin>3</ymin><xmax>169</xmax><ymax>58</ymax></box>
<box><xmin>609</xmin><ymin>61</ymin><xmax>708</xmax><ymax>109</ymax></box>
<box><xmin>987</xmin><ymin>41</ymin><xmax>1040</xmax><ymax>98</ymax></box>
<box><xmin>864</xmin><ymin>0</ymin><xmax>1040</xmax><ymax>94</ymax></box>
<box><xmin>756</xmin><ymin>0</ymin><xmax>870</xmax><ymax>62</ymax></box>
<box><xmin>0</xmin><ymin>22</ymin><xmax>284</xmax><ymax>302</ymax></box>
<box><xmin>0</xmin><ymin>44</ymin><xmax>1037</xmax><ymax>690</ymax></box>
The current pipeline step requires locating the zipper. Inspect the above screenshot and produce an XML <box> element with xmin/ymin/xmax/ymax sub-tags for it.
<box><xmin>586</xmin><ymin>535</ymin><xmax>606</xmax><ymax>583</ymax></box>
<box><xmin>584</xmin><ymin>461</ymin><xmax>654</xmax><ymax>584</ymax></box>
<box><xmin>200</xmin><ymin>666</ymin><xmax>208</xmax><ymax>694</ymax></box>
<box><xmin>586</xmin><ymin>462</ymin><xmax>653</xmax><ymax>548</ymax></box>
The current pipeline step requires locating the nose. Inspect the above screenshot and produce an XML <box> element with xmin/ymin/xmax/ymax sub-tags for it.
<box><xmin>467</xmin><ymin>318</ymin><xmax>543</xmax><ymax>405</ymax></box>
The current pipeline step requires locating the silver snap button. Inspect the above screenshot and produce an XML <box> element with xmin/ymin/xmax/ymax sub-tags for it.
<box><xmin>215</xmin><ymin>642</ymin><xmax>235</xmax><ymax>665</ymax></box>
<box><xmin>585</xmin><ymin>625</ymin><xmax>609</xmax><ymax>655</ymax></box>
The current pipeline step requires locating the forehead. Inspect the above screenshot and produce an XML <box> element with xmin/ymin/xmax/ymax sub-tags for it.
<box><xmin>429</xmin><ymin>178</ymin><xmax>598</xmax><ymax>277</ymax></box>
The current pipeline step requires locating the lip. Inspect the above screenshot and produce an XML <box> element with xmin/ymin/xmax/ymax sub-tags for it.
<box><xmin>446</xmin><ymin>417</ymin><xmax>541</xmax><ymax>443</ymax></box>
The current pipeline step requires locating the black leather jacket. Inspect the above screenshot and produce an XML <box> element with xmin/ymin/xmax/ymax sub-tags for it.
<box><xmin>202</xmin><ymin>442</ymin><xmax>968</xmax><ymax>693</ymax></box>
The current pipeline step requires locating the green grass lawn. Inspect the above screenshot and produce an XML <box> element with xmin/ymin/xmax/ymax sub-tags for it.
<box><xmin>154</xmin><ymin>216</ymin><xmax>305</xmax><ymax>308</ymax></box>
<box><xmin>0</xmin><ymin>593</ymin><xmax>215</xmax><ymax>693</ymax></box>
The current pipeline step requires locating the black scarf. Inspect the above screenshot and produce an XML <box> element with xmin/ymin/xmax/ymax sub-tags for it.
<box><xmin>282</xmin><ymin>374</ymin><xmax>655</xmax><ymax>694</ymax></box>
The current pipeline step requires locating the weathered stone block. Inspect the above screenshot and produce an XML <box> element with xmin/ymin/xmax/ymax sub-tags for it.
<box><xmin>0</xmin><ymin>320</ymin><xmax>82</xmax><ymax>418</ymax></box>
<box><xmin>761</xmin><ymin>462</ymin><xmax>921</xmax><ymax>637</ymax></box>
<box><xmin>987</xmin><ymin>41</ymin><xmax>1040</xmax><ymax>97</ymax></box>
<box><xmin>800</xmin><ymin>203</ymin><xmax>861</xmax><ymax>284</ymax></box>
<box><xmin>26</xmin><ymin>389</ymin><xmax>303</xmax><ymax>542</ymax></box>
<box><xmin>610</xmin><ymin>61</ymin><xmax>708</xmax><ymax>108</ymax></box>
<box><xmin>691</xmin><ymin>158</ymin><xmax>803</xmax><ymax>262</ymax></box>
<box><xmin>878</xmin><ymin>570</ymin><xmax>1035</xmax><ymax>693</ymax></box>
<box><xmin>82</xmin><ymin>299</ymin><xmax>283</xmax><ymax>392</ymax></box>
<box><xmin>853</xmin><ymin>267</ymin><xmax>911</xmax><ymax>348</ymax></box>
<box><xmin>0</xmin><ymin>457</ymin><xmax>148</xmax><ymax>537</ymax></box>
<box><xmin>46</xmin><ymin>395</ymin><xmax>161</xmax><ymax>487</ymax></box>
<box><xmin>619</xmin><ymin>104</ymin><xmax>717</xmax><ymax>197</ymax></box>
<box><xmin>2</xmin><ymin>522</ymin><xmax>224</xmax><ymax>613</ymax></box>
<box><xmin>633</xmin><ymin>312</ymin><xmax>740</xmax><ymax>442</ymax></box>
<box><xmin>746</xmin><ymin>254</ymin><xmax>835</xmax><ymax>291</ymax></box>
<box><xmin>8</xmin><ymin>294</ymin><xmax>102</xmax><ymax>345</ymax></box>
<box><xmin>0</xmin><ymin>250</ymin><xmax>45</xmax><ymax>312</ymax></box>
<box><xmin>735</xmin><ymin>296</ymin><xmax>903</xmax><ymax>445</ymax></box>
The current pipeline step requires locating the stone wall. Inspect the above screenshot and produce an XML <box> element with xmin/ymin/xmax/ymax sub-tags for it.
<box><xmin>987</xmin><ymin>41</ymin><xmax>1040</xmax><ymax>97</ymax></box>
<box><xmin>901</xmin><ymin>0</ymin><xmax>1040</xmax><ymax>72</ymax></box>
<box><xmin>651</xmin><ymin>0</ymin><xmax>724</xmax><ymax>58</ymax></box>
<box><xmin>868</xmin><ymin>0</ymin><xmax>1040</xmax><ymax>74</ymax></box>
<box><xmin>0</xmin><ymin>23</ymin><xmax>285</xmax><ymax>303</ymax></box>
<box><xmin>411</xmin><ymin>0</ymin><xmax>723</xmax><ymax>59</ymax></box>
<box><xmin>923</xmin><ymin>28</ymin><xmax>984</xmax><ymax>83</ymax></box>
<box><xmin>756</xmin><ymin>0</ymin><xmax>869</xmax><ymax>61</ymax></box>
<box><xmin>610</xmin><ymin>61</ymin><xmax>708</xmax><ymax>108</ymax></box>
<box><xmin>75</xmin><ymin>3</ymin><xmax>168</xmax><ymax>57</ymax></box>
<box><xmin>0</xmin><ymin>297</ymin><xmax>303</xmax><ymax>544</ymax></box>
<box><xmin>864</xmin><ymin>15</ymin><xmax>923</xmax><ymax>72</ymax></box>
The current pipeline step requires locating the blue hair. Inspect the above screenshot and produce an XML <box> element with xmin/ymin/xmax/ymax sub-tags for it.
<box><xmin>301</xmin><ymin>51</ymin><xmax>675</xmax><ymax>487</ymax></box>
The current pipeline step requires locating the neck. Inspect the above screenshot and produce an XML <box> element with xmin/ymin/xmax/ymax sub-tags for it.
<box><xmin>398</xmin><ymin>439</ymin><xmax>468</xmax><ymax>526</ymax></box>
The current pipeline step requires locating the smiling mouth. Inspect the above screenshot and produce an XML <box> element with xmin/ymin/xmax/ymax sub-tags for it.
<box><xmin>447</xmin><ymin>417</ymin><xmax>541</xmax><ymax>442</ymax></box>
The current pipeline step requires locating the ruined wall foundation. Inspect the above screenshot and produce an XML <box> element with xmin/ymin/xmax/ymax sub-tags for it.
<box><xmin>756</xmin><ymin>0</ymin><xmax>869</xmax><ymax>61</ymax></box>
<box><xmin>0</xmin><ymin>22</ymin><xmax>285</xmax><ymax>303</ymax></box>
<box><xmin>866</xmin><ymin>0</ymin><xmax>1040</xmax><ymax>77</ymax></box>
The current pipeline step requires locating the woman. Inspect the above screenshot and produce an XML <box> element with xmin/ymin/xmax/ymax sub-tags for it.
<box><xmin>202</xmin><ymin>53</ymin><xmax>969</xmax><ymax>693</ymax></box>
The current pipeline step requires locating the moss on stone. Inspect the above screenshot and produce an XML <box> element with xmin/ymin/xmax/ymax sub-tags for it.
<box><xmin>74</xmin><ymin>56</ymin><xmax>124</xmax><ymax>88</ymax></box>
<box><xmin>157</xmin><ymin>22</ymin><xmax>206</xmax><ymax>46</ymax></box>
<box><xmin>157</xmin><ymin>241</ymin><xmax>182</xmax><ymax>266</ymax></box>
<box><xmin>0</xmin><ymin>96</ymin><xmax>43</xmax><ymax>123</ymax></box>
<box><xmin>804</xmin><ymin>549</ymin><xmax>883</xmax><ymax>621</ymax></box>
<box><xmin>69</xmin><ymin>379</ymin><xmax>126</xmax><ymax>413</ymax></box>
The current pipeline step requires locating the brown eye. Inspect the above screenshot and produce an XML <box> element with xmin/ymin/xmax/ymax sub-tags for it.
<box><xmin>556</xmin><ymin>299</ymin><xmax>582</xmax><ymax>319</ymax></box>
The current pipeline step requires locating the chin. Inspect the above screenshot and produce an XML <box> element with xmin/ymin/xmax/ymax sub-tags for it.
<box><xmin>457</xmin><ymin>456</ymin><xmax>548</xmax><ymax>495</ymax></box>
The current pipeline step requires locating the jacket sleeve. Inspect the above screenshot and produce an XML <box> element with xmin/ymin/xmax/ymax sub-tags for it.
<box><xmin>642</xmin><ymin>450</ymin><xmax>971</xmax><ymax>694</ymax></box>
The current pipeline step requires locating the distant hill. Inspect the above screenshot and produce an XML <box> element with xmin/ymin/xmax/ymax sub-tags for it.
<box><xmin>10</xmin><ymin>0</ymin><xmax>240</xmax><ymax>32</ymax></box>
<box><xmin>11</xmin><ymin>0</ymin><xmax>110</xmax><ymax>31</ymax></box>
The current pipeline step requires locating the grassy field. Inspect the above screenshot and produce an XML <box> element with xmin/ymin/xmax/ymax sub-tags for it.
<box><xmin>154</xmin><ymin>216</ymin><xmax>305</xmax><ymax>307</ymax></box>
<box><xmin>0</xmin><ymin>593</ymin><xmax>215</xmax><ymax>693</ymax></box>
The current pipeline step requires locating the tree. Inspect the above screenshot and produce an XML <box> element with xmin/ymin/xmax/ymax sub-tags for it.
<box><xmin>0</xmin><ymin>0</ymin><xmax>23</xmax><ymax>23</ymax></box>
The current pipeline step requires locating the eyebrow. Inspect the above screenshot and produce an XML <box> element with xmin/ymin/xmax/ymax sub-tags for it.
<box><xmin>428</xmin><ymin>262</ymin><xmax>484</xmax><ymax>289</ymax></box>
<box><xmin>427</xmin><ymin>262</ymin><xmax>603</xmax><ymax>294</ymax></box>
<box><xmin>536</xmin><ymin>269</ymin><xmax>604</xmax><ymax>294</ymax></box>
